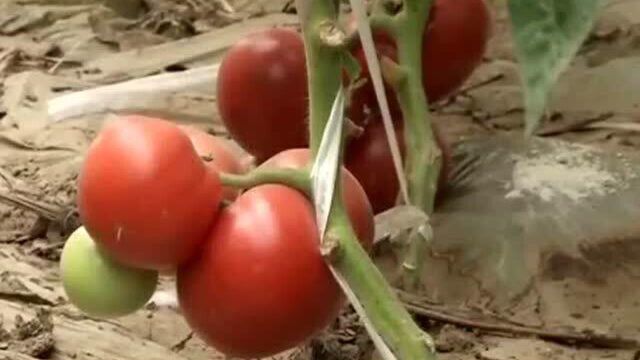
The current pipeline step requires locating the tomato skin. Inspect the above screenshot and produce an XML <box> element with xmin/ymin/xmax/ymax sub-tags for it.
<box><xmin>346</xmin><ymin>120</ymin><xmax>406</xmax><ymax>213</ymax></box>
<box><xmin>179</xmin><ymin>125</ymin><xmax>246</xmax><ymax>201</ymax></box>
<box><xmin>347</xmin><ymin>81</ymin><xmax>401</xmax><ymax>127</ymax></box>
<box><xmin>420</xmin><ymin>0</ymin><xmax>491</xmax><ymax>101</ymax></box>
<box><xmin>78</xmin><ymin>115</ymin><xmax>223</xmax><ymax>270</ymax></box>
<box><xmin>260</xmin><ymin>148</ymin><xmax>375</xmax><ymax>250</ymax></box>
<box><xmin>349</xmin><ymin>0</ymin><xmax>491</xmax><ymax>122</ymax></box>
<box><xmin>177</xmin><ymin>185</ymin><xmax>343</xmax><ymax>358</ymax></box>
<box><xmin>217</xmin><ymin>28</ymin><xmax>309</xmax><ymax>161</ymax></box>
<box><xmin>345</xmin><ymin>118</ymin><xmax>451</xmax><ymax>213</ymax></box>
<box><xmin>60</xmin><ymin>226</ymin><xmax>158</xmax><ymax>318</ymax></box>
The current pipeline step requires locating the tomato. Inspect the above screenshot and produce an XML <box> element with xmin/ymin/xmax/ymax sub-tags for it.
<box><xmin>260</xmin><ymin>148</ymin><xmax>375</xmax><ymax>250</ymax></box>
<box><xmin>347</xmin><ymin>81</ymin><xmax>401</xmax><ymax>127</ymax></box>
<box><xmin>346</xmin><ymin>120</ymin><xmax>405</xmax><ymax>213</ymax></box>
<box><xmin>78</xmin><ymin>115</ymin><xmax>223</xmax><ymax>270</ymax></box>
<box><xmin>217</xmin><ymin>28</ymin><xmax>309</xmax><ymax>161</ymax></box>
<box><xmin>178</xmin><ymin>184</ymin><xmax>343</xmax><ymax>358</ymax></box>
<box><xmin>345</xmin><ymin>117</ymin><xmax>451</xmax><ymax>213</ymax></box>
<box><xmin>179</xmin><ymin>125</ymin><xmax>246</xmax><ymax>201</ymax></box>
<box><xmin>60</xmin><ymin>226</ymin><xmax>158</xmax><ymax>318</ymax></box>
<box><xmin>348</xmin><ymin>0</ymin><xmax>491</xmax><ymax>122</ymax></box>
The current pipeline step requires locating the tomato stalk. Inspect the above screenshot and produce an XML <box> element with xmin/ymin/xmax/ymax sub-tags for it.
<box><xmin>219</xmin><ymin>169</ymin><xmax>311</xmax><ymax>193</ymax></box>
<box><xmin>300</xmin><ymin>1</ymin><xmax>436</xmax><ymax>359</ymax></box>
<box><xmin>371</xmin><ymin>0</ymin><xmax>442</xmax><ymax>290</ymax></box>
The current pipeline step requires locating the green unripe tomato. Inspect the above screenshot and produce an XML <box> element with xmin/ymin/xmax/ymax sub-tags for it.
<box><xmin>60</xmin><ymin>226</ymin><xmax>159</xmax><ymax>318</ymax></box>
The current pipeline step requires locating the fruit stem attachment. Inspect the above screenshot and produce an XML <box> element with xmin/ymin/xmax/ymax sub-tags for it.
<box><xmin>300</xmin><ymin>1</ymin><xmax>436</xmax><ymax>359</ymax></box>
<box><xmin>372</xmin><ymin>0</ymin><xmax>442</xmax><ymax>291</ymax></box>
<box><xmin>219</xmin><ymin>169</ymin><xmax>310</xmax><ymax>193</ymax></box>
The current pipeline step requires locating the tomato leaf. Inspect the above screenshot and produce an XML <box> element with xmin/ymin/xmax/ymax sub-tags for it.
<box><xmin>508</xmin><ymin>0</ymin><xmax>603</xmax><ymax>135</ymax></box>
<box><xmin>310</xmin><ymin>87</ymin><xmax>346</xmax><ymax>239</ymax></box>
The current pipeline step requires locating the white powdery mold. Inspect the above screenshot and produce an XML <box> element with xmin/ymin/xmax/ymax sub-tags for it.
<box><xmin>505</xmin><ymin>141</ymin><xmax>624</xmax><ymax>202</ymax></box>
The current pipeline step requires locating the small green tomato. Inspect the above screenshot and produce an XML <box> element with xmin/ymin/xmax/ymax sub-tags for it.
<box><xmin>60</xmin><ymin>226</ymin><xmax>158</xmax><ymax>318</ymax></box>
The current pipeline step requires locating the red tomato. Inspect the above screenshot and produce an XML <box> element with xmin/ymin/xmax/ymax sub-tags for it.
<box><xmin>217</xmin><ymin>28</ymin><xmax>309</xmax><ymax>161</ymax></box>
<box><xmin>347</xmin><ymin>81</ymin><xmax>400</xmax><ymax>127</ymax></box>
<box><xmin>345</xmin><ymin>118</ymin><xmax>451</xmax><ymax>213</ymax></box>
<box><xmin>178</xmin><ymin>184</ymin><xmax>343</xmax><ymax>358</ymax></box>
<box><xmin>78</xmin><ymin>115</ymin><xmax>223</xmax><ymax>270</ymax></box>
<box><xmin>179</xmin><ymin>125</ymin><xmax>246</xmax><ymax>201</ymax></box>
<box><xmin>260</xmin><ymin>148</ymin><xmax>375</xmax><ymax>250</ymax></box>
<box><xmin>348</xmin><ymin>0</ymin><xmax>491</xmax><ymax>123</ymax></box>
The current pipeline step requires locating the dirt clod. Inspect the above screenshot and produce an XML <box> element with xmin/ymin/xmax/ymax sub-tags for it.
<box><xmin>0</xmin><ymin>308</ymin><xmax>55</xmax><ymax>359</ymax></box>
<box><xmin>435</xmin><ymin>325</ymin><xmax>476</xmax><ymax>353</ymax></box>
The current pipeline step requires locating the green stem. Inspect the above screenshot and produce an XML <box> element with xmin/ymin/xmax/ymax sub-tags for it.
<box><xmin>376</xmin><ymin>0</ymin><xmax>442</xmax><ymax>291</ymax></box>
<box><xmin>307</xmin><ymin>27</ymin><xmax>343</xmax><ymax>150</ymax></box>
<box><xmin>220</xmin><ymin>169</ymin><xmax>310</xmax><ymax>193</ymax></box>
<box><xmin>301</xmin><ymin>1</ymin><xmax>436</xmax><ymax>359</ymax></box>
<box><xmin>328</xmin><ymin>206</ymin><xmax>436</xmax><ymax>359</ymax></box>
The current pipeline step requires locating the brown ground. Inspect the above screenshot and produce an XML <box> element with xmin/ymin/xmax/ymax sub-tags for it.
<box><xmin>0</xmin><ymin>0</ymin><xmax>639</xmax><ymax>359</ymax></box>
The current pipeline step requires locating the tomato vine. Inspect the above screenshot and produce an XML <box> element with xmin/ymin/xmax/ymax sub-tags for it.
<box><xmin>300</xmin><ymin>0</ymin><xmax>437</xmax><ymax>359</ymax></box>
<box><xmin>63</xmin><ymin>0</ymin><xmax>605</xmax><ymax>359</ymax></box>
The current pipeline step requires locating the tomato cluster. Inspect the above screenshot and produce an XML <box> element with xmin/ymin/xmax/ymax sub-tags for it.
<box><xmin>61</xmin><ymin>1</ymin><xmax>490</xmax><ymax>357</ymax></box>
<box><xmin>62</xmin><ymin>116</ymin><xmax>373</xmax><ymax>357</ymax></box>
<box><xmin>217</xmin><ymin>0</ymin><xmax>489</xmax><ymax>213</ymax></box>
<box><xmin>62</xmin><ymin>116</ymin><xmax>229</xmax><ymax>318</ymax></box>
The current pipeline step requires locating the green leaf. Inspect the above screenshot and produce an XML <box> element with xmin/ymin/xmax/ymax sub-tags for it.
<box><xmin>508</xmin><ymin>0</ymin><xmax>604</xmax><ymax>135</ymax></box>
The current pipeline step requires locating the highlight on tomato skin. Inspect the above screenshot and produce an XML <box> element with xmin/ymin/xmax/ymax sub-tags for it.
<box><xmin>217</xmin><ymin>27</ymin><xmax>309</xmax><ymax>162</ymax></box>
<box><xmin>60</xmin><ymin>226</ymin><xmax>158</xmax><ymax>319</ymax></box>
<box><xmin>177</xmin><ymin>184</ymin><xmax>344</xmax><ymax>359</ymax></box>
<box><xmin>77</xmin><ymin>115</ymin><xmax>224</xmax><ymax>271</ymax></box>
<box><xmin>260</xmin><ymin>148</ymin><xmax>375</xmax><ymax>250</ymax></box>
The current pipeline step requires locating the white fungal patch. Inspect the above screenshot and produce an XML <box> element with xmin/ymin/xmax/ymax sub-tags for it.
<box><xmin>505</xmin><ymin>141</ymin><xmax>624</xmax><ymax>202</ymax></box>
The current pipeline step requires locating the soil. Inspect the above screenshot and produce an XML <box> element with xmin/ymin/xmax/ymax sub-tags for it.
<box><xmin>0</xmin><ymin>1</ymin><xmax>639</xmax><ymax>360</ymax></box>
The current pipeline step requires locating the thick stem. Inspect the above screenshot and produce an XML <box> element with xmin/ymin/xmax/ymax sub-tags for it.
<box><xmin>381</xmin><ymin>0</ymin><xmax>442</xmax><ymax>290</ymax></box>
<box><xmin>329</xmin><ymin>206</ymin><xmax>436</xmax><ymax>359</ymax></box>
<box><xmin>306</xmin><ymin>5</ymin><xmax>343</xmax><ymax>153</ymax></box>
<box><xmin>301</xmin><ymin>1</ymin><xmax>436</xmax><ymax>359</ymax></box>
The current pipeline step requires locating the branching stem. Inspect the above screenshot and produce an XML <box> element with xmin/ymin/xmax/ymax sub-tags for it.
<box><xmin>371</xmin><ymin>0</ymin><xmax>442</xmax><ymax>291</ymax></box>
<box><xmin>300</xmin><ymin>1</ymin><xmax>437</xmax><ymax>359</ymax></box>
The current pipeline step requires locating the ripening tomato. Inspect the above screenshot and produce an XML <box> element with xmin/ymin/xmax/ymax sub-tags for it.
<box><xmin>60</xmin><ymin>226</ymin><xmax>158</xmax><ymax>318</ymax></box>
<box><xmin>217</xmin><ymin>28</ymin><xmax>309</xmax><ymax>161</ymax></box>
<box><xmin>260</xmin><ymin>148</ymin><xmax>375</xmax><ymax>250</ymax></box>
<box><xmin>178</xmin><ymin>184</ymin><xmax>343</xmax><ymax>358</ymax></box>
<box><xmin>179</xmin><ymin>125</ymin><xmax>246</xmax><ymax>201</ymax></box>
<box><xmin>345</xmin><ymin>118</ymin><xmax>451</xmax><ymax>213</ymax></box>
<box><xmin>78</xmin><ymin>115</ymin><xmax>223</xmax><ymax>270</ymax></box>
<box><xmin>348</xmin><ymin>0</ymin><xmax>491</xmax><ymax>123</ymax></box>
